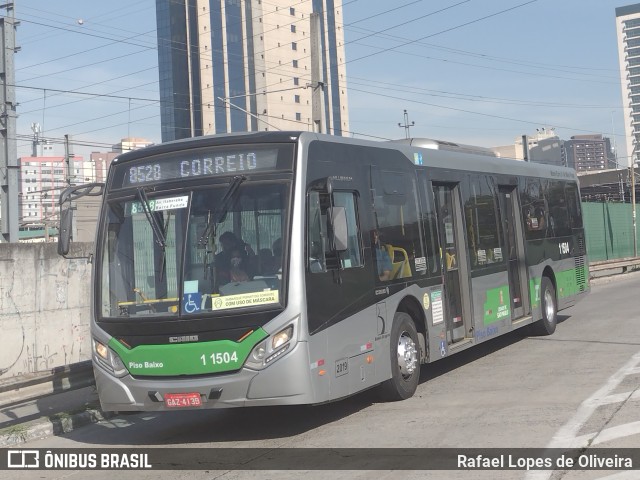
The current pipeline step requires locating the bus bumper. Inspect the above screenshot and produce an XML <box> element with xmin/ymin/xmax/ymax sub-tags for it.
<box><xmin>94</xmin><ymin>341</ymin><xmax>315</xmax><ymax>411</ymax></box>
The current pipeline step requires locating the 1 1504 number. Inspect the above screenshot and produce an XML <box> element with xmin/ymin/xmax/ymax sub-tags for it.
<box><xmin>558</xmin><ymin>242</ymin><xmax>570</xmax><ymax>255</ymax></box>
<box><xmin>200</xmin><ymin>351</ymin><xmax>239</xmax><ymax>366</ymax></box>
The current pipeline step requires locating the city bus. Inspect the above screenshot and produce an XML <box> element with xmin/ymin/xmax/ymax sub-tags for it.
<box><xmin>58</xmin><ymin>131</ymin><xmax>589</xmax><ymax>411</ymax></box>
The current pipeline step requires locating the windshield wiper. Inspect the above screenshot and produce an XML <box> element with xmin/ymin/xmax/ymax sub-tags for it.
<box><xmin>136</xmin><ymin>187</ymin><xmax>167</xmax><ymax>249</ymax></box>
<box><xmin>198</xmin><ymin>175</ymin><xmax>246</xmax><ymax>246</ymax></box>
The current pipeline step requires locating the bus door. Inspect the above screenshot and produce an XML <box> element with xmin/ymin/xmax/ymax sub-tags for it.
<box><xmin>433</xmin><ymin>184</ymin><xmax>471</xmax><ymax>344</ymax></box>
<box><xmin>497</xmin><ymin>185</ymin><xmax>529</xmax><ymax>320</ymax></box>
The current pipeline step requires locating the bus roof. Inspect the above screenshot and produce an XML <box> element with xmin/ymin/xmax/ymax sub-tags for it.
<box><xmin>112</xmin><ymin>131</ymin><xmax>577</xmax><ymax>182</ymax></box>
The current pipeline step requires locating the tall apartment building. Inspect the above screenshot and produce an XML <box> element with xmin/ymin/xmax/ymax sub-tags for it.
<box><xmin>156</xmin><ymin>0</ymin><xmax>349</xmax><ymax>141</ymax></box>
<box><xmin>18</xmin><ymin>155</ymin><xmax>84</xmax><ymax>224</ymax></box>
<box><xmin>564</xmin><ymin>134</ymin><xmax>615</xmax><ymax>171</ymax></box>
<box><xmin>616</xmin><ymin>4</ymin><xmax>640</xmax><ymax>166</ymax></box>
<box><xmin>90</xmin><ymin>137</ymin><xmax>153</xmax><ymax>183</ymax></box>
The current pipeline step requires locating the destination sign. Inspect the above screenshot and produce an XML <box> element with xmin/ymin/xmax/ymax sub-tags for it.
<box><xmin>115</xmin><ymin>145</ymin><xmax>291</xmax><ymax>188</ymax></box>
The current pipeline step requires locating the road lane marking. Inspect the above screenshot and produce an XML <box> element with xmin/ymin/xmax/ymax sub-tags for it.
<box><xmin>548</xmin><ymin>351</ymin><xmax>640</xmax><ymax>448</ymax></box>
<box><xmin>595</xmin><ymin>472</ymin><xmax>640</xmax><ymax>480</ymax></box>
<box><xmin>571</xmin><ymin>420</ymin><xmax>640</xmax><ymax>447</ymax></box>
<box><xmin>596</xmin><ymin>391</ymin><xmax>640</xmax><ymax>406</ymax></box>
<box><xmin>525</xmin><ymin>350</ymin><xmax>640</xmax><ymax>480</ymax></box>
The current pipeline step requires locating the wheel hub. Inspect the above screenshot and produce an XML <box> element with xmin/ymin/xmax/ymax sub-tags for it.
<box><xmin>397</xmin><ymin>332</ymin><xmax>418</xmax><ymax>377</ymax></box>
<box><xmin>544</xmin><ymin>289</ymin><xmax>555</xmax><ymax>323</ymax></box>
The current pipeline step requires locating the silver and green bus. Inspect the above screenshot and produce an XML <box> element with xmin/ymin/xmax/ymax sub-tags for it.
<box><xmin>58</xmin><ymin>132</ymin><xmax>589</xmax><ymax>411</ymax></box>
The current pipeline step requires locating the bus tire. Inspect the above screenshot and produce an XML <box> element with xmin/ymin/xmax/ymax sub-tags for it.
<box><xmin>378</xmin><ymin>312</ymin><xmax>420</xmax><ymax>401</ymax></box>
<box><xmin>531</xmin><ymin>276</ymin><xmax>557</xmax><ymax>336</ymax></box>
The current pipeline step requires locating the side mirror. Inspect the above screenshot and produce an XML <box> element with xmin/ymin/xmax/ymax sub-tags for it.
<box><xmin>58</xmin><ymin>207</ymin><xmax>73</xmax><ymax>256</ymax></box>
<box><xmin>57</xmin><ymin>183</ymin><xmax>104</xmax><ymax>258</ymax></box>
<box><xmin>331</xmin><ymin>206</ymin><xmax>348</xmax><ymax>252</ymax></box>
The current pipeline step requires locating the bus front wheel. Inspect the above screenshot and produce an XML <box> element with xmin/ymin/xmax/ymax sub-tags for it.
<box><xmin>378</xmin><ymin>312</ymin><xmax>421</xmax><ymax>401</ymax></box>
<box><xmin>531</xmin><ymin>276</ymin><xmax>557</xmax><ymax>336</ymax></box>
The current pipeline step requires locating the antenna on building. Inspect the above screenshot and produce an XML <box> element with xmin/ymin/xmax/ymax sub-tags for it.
<box><xmin>398</xmin><ymin>109</ymin><xmax>415</xmax><ymax>139</ymax></box>
<box><xmin>31</xmin><ymin>123</ymin><xmax>41</xmax><ymax>157</ymax></box>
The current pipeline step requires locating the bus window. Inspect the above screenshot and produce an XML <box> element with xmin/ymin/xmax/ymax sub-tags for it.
<box><xmin>372</xmin><ymin>170</ymin><xmax>425</xmax><ymax>281</ymax></box>
<box><xmin>461</xmin><ymin>175</ymin><xmax>504</xmax><ymax>270</ymax></box>
<box><xmin>184</xmin><ymin>184</ymin><xmax>287</xmax><ymax>304</ymax></box>
<box><xmin>101</xmin><ymin>200</ymin><xmax>182</xmax><ymax>317</ymax></box>
<box><xmin>520</xmin><ymin>177</ymin><xmax>549</xmax><ymax>240</ymax></box>
<box><xmin>547</xmin><ymin>181</ymin><xmax>570</xmax><ymax>237</ymax></box>
<box><xmin>307</xmin><ymin>190</ymin><xmax>327</xmax><ymax>273</ymax></box>
<box><xmin>307</xmin><ymin>190</ymin><xmax>362</xmax><ymax>272</ymax></box>
<box><xmin>565</xmin><ymin>183</ymin><xmax>583</xmax><ymax>229</ymax></box>
<box><xmin>333</xmin><ymin>192</ymin><xmax>363</xmax><ymax>269</ymax></box>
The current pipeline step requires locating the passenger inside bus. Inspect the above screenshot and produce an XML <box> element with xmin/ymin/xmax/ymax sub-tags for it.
<box><xmin>373</xmin><ymin>230</ymin><xmax>392</xmax><ymax>281</ymax></box>
<box><xmin>259</xmin><ymin>238</ymin><xmax>283</xmax><ymax>275</ymax></box>
<box><xmin>216</xmin><ymin>231</ymin><xmax>252</xmax><ymax>285</ymax></box>
<box><xmin>228</xmin><ymin>247</ymin><xmax>250</xmax><ymax>282</ymax></box>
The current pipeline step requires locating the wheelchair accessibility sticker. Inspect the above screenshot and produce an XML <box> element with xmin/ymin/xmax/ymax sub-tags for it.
<box><xmin>183</xmin><ymin>293</ymin><xmax>202</xmax><ymax>314</ymax></box>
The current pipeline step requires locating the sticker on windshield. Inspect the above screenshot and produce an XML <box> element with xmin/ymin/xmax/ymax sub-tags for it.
<box><xmin>125</xmin><ymin>195</ymin><xmax>189</xmax><ymax>216</ymax></box>
<box><xmin>210</xmin><ymin>290</ymin><xmax>279</xmax><ymax>311</ymax></box>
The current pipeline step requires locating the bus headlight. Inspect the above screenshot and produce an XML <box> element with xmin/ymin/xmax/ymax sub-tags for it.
<box><xmin>272</xmin><ymin>325</ymin><xmax>293</xmax><ymax>349</ymax></box>
<box><xmin>93</xmin><ymin>339</ymin><xmax>129</xmax><ymax>378</ymax></box>
<box><xmin>245</xmin><ymin>322</ymin><xmax>296</xmax><ymax>370</ymax></box>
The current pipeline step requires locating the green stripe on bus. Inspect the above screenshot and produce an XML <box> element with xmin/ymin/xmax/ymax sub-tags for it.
<box><xmin>529</xmin><ymin>277</ymin><xmax>541</xmax><ymax>310</ymax></box>
<box><xmin>528</xmin><ymin>266</ymin><xmax>588</xmax><ymax>306</ymax></box>
<box><xmin>108</xmin><ymin>329</ymin><xmax>269</xmax><ymax>376</ymax></box>
<box><xmin>555</xmin><ymin>266</ymin><xmax>588</xmax><ymax>298</ymax></box>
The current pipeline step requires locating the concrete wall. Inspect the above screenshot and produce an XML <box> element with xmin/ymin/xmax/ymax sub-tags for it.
<box><xmin>0</xmin><ymin>242</ymin><xmax>94</xmax><ymax>383</ymax></box>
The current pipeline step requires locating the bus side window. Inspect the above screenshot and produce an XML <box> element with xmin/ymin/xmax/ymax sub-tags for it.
<box><xmin>307</xmin><ymin>190</ymin><xmax>362</xmax><ymax>272</ymax></box>
<box><xmin>332</xmin><ymin>191</ymin><xmax>363</xmax><ymax>269</ymax></box>
<box><xmin>521</xmin><ymin>178</ymin><xmax>548</xmax><ymax>240</ymax></box>
<box><xmin>372</xmin><ymin>169</ymin><xmax>425</xmax><ymax>280</ymax></box>
<box><xmin>307</xmin><ymin>190</ymin><xmax>327</xmax><ymax>273</ymax></box>
<box><xmin>461</xmin><ymin>175</ymin><xmax>504</xmax><ymax>270</ymax></box>
<box><xmin>565</xmin><ymin>183</ymin><xmax>583</xmax><ymax>229</ymax></box>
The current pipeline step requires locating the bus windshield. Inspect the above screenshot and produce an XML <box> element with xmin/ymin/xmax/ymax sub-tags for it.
<box><xmin>99</xmin><ymin>181</ymin><xmax>289</xmax><ymax>319</ymax></box>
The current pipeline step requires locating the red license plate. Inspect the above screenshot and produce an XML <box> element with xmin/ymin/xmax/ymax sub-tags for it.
<box><xmin>164</xmin><ymin>392</ymin><xmax>202</xmax><ymax>408</ymax></box>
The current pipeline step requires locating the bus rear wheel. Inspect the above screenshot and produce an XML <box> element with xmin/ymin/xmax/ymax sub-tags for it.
<box><xmin>531</xmin><ymin>276</ymin><xmax>557</xmax><ymax>336</ymax></box>
<box><xmin>378</xmin><ymin>312</ymin><xmax>420</xmax><ymax>401</ymax></box>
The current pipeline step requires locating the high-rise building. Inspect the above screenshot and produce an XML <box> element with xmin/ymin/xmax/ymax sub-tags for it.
<box><xmin>17</xmin><ymin>155</ymin><xmax>84</xmax><ymax>224</ymax></box>
<box><xmin>616</xmin><ymin>4</ymin><xmax>640</xmax><ymax>166</ymax></box>
<box><xmin>564</xmin><ymin>134</ymin><xmax>615</xmax><ymax>171</ymax></box>
<box><xmin>90</xmin><ymin>137</ymin><xmax>152</xmax><ymax>184</ymax></box>
<box><xmin>491</xmin><ymin>128</ymin><xmax>565</xmax><ymax>167</ymax></box>
<box><xmin>155</xmin><ymin>0</ymin><xmax>349</xmax><ymax>141</ymax></box>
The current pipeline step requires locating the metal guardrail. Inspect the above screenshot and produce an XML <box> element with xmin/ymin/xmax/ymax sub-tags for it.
<box><xmin>0</xmin><ymin>361</ymin><xmax>94</xmax><ymax>408</ymax></box>
<box><xmin>589</xmin><ymin>257</ymin><xmax>640</xmax><ymax>274</ymax></box>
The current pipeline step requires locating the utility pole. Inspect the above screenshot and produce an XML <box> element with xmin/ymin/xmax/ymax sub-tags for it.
<box><xmin>0</xmin><ymin>2</ymin><xmax>19</xmax><ymax>243</ymax></box>
<box><xmin>632</xmin><ymin>155</ymin><xmax>637</xmax><ymax>258</ymax></box>
<box><xmin>64</xmin><ymin>134</ymin><xmax>77</xmax><ymax>241</ymax></box>
<box><xmin>64</xmin><ymin>134</ymin><xmax>75</xmax><ymax>185</ymax></box>
<box><xmin>398</xmin><ymin>109</ymin><xmax>414</xmax><ymax>139</ymax></box>
<box><xmin>310</xmin><ymin>13</ymin><xmax>326</xmax><ymax>134</ymax></box>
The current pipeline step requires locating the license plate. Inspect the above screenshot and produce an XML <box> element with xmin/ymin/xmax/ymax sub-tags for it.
<box><xmin>164</xmin><ymin>392</ymin><xmax>202</xmax><ymax>408</ymax></box>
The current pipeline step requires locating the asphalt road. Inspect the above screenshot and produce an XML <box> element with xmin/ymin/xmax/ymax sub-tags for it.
<box><xmin>10</xmin><ymin>271</ymin><xmax>640</xmax><ymax>480</ymax></box>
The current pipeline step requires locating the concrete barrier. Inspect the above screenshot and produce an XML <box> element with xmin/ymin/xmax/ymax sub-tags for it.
<box><xmin>0</xmin><ymin>242</ymin><xmax>94</xmax><ymax>383</ymax></box>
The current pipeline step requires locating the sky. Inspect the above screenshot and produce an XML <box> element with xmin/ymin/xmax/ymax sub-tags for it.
<box><xmin>8</xmin><ymin>0</ymin><xmax>637</xmax><ymax>166</ymax></box>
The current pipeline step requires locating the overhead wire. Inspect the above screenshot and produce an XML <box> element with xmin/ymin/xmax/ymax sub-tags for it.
<box><xmin>12</xmin><ymin>1</ymin><xmax>625</xmax><ymax>150</ymax></box>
